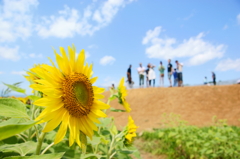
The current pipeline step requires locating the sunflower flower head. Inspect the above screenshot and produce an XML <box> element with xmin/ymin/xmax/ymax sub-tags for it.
<box><xmin>9</xmin><ymin>96</ymin><xmax>28</xmax><ymax>104</ymax></box>
<box><xmin>117</xmin><ymin>77</ymin><xmax>131</xmax><ymax>112</ymax></box>
<box><xmin>125</xmin><ymin>116</ymin><xmax>139</xmax><ymax>145</ymax></box>
<box><xmin>17</xmin><ymin>97</ymin><xmax>29</xmax><ymax>104</ymax></box>
<box><xmin>30</xmin><ymin>45</ymin><xmax>110</xmax><ymax>147</ymax></box>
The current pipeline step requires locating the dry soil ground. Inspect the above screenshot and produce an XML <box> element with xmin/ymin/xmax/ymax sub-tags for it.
<box><xmin>103</xmin><ymin>85</ymin><xmax>240</xmax><ymax>132</ymax></box>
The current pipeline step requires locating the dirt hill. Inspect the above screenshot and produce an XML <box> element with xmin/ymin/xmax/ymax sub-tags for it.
<box><xmin>103</xmin><ymin>85</ymin><xmax>240</xmax><ymax>132</ymax></box>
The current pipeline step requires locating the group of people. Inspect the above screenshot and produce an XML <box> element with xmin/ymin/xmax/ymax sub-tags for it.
<box><xmin>204</xmin><ymin>72</ymin><xmax>216</xmax><ymax>85</ymax></box>
<box><xmin>127</xmin><ymin>59</ymin><xmax>184</xmax><ymax>88</ymax></box>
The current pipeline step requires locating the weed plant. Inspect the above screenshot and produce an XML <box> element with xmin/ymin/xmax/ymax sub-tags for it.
<box><xmin>141</xmin><ymin>114</ymin><xmax>240</xmax><ymax>159</ymax></box>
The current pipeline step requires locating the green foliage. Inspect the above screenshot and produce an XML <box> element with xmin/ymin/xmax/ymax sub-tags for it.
<box><xmin>1</xmin><ymin>82</ymin><xmax>23</xmax><ymax>97</ymax></box>
<box><xmin>0</xmin><ymin>98</ymin><xmax>29</xmax><ymax>118</ymax></box>
<box><xmin>3</xmin><ymin>152</ymin><xmax>65</xmax><ymax>159</ymax></box>
<box><xmin>27</xmin><ymin>95</ymin><xmax>40</xmax><ymax>101</ymax></box>
<box><xmin>141</xmin><ymin>114</ymin><xmax>240</xmax><ymax>159</ymax></box>
<box><xmin>0</xmin><ymin>81</ymin><xmax>141</xmax><ymax>159</ymax></box>
<box><xmin>0</xmin><ymin>120</ymin><xmax>37</xmax><ymax>141</ymax></box>
<box><xmin>3</xmin><ymin>82</ymin><xmax>26</xmax><ymax>94</ymax></box>
<box><xmin>0</xmin><ymin>141</ymin><xmax>47</xmax><ymax>156</ymax></box>
<box><xmin>110</xmin><ymin>108</ymin><xmax>126</xmax><ymax>112</ymax></box>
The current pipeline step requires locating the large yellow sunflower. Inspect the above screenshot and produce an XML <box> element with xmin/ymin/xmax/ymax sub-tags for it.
<box><xmin>28</xmin><ymin>45</ymin><xmax>109</xmax><ymax>146</ymax></box>
<box><xmin>117</xmin><ymin>77</ymin><xmax>131</xmax><ymax>112</ymax></box>
<box><xmin>125</xmin><ymin>116</ymin><xmax>138</xmax><ymax>143</ymax></box>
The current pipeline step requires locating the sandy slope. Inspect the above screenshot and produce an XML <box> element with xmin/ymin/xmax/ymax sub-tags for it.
<box><xmin>103</xmin><ymin>85</ymin><xmax>240</xmax><ymax>132</ymax></box>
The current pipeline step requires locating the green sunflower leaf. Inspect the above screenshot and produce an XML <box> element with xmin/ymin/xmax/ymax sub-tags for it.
<box><xmin>0</xmin><ymin>141</ymin><xmax>47</xmax><ymax>156</ymax></box>
<box><xmin>0</xmin><ymin>98</ymin><xmax>29</xmax><ymax>118</ymax></box>
<box><xmin>27</xmin><ymin>95</ymin><xmax>40</xmax><ymax>101</ymax></box>
<box><xmin>0</xmin><ymin>118</ymin><xmax>26</xmax><ymax>127</ymax></box>
<box><xmin>110</xmin><ymin>108</ymin><xmax>126</xmax><ymax>112</ymax></box>
<box><xmin>4</xmin><ymin>152</ymin><xmax>65</xmax><ymax>159</ymax></box>
<box><xmin>80</xmin><ymin>154</ymin><xmax>106</xmax><ymax>159</ymax></box>
<box><xmin>3</xmin><ymin>83</ymin><xmax>26</xmax><ymax>94</ymax></box>
<box><xmin>0</xmin><ymin>120</ymin><xmax>37</xmax><ymax>141</ymax></box>
<box><xmin>109</xmin><ymin>95</ymin><xmax>118</xmax><ymax>101</ymax></box>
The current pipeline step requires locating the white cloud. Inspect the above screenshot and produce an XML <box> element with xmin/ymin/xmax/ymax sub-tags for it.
<box><xmin>237</xmin><ymin>14</ymin><xmax>240</xmax><ymax>25</ymax></box>
<box><xmin>36</xmin><ymin>5</ymin><xmax>80</xmax><ymax>38</ymax></box>
<box><xmin>223</xmin><ymin>25</ymin><xmax>228</xmax><ymax>30</ymax></box>
<box><xmin>0</xmin><ymin>46</ymin><xmax>20</xmax><ymax>61</ymax></box>
<box><xmin>142</xmin><ymin>26</ymin><xmax>162</xmax><ymax>45</ymax></box>
<box><xmin>0</xmin><ymin>0</ymin><xmax>38</xmax><ymax>42</ymax></box>
<box><xmin>11</xmin><ymin>71</ymin><xmax>27</xmax><ymax>75</ymax></box>
<box><xmin>215</xmin><ymin>58</ymin><xmax>240</xmax><ymax>71</ymax></box>
<box><xmin>100</xmin><ymin>55</ymin><xmax>115</xmax><ymax>65</ymax></box>
<box><xmin>29</xmin><ymin>53</ymin><xmax>43</xmax><ymax>58</ymax></box>
<box><xmin>142</xmin><ymin>26</ymin><xmax>226</xmax><ymax>66</ymax></box>
<box><xmin>0</xmin><ymin>71</ymin><xmax>4</xmax><ymax>74</ymax></box>
<box><xmin>36</xmin><ymin>0</ymin><xmax>136</xmax><ymax>38</ymax></box>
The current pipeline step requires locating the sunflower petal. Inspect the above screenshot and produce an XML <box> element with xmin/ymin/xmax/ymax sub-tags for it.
<box><xmin>76</xmin><ymin>49</ymin><xmax>85</xmax><ymax>73</ymax></box>
<box><xmin>43</xmin><ymin>108</ymin><xmax>66</xmax><ymax>132</ymax></box>
<box><xmin>90</xmin><ymin>77</ymin><xmax>98</xmax><ymax>84</ymax></box>
<box><xmin>92</xmin><ymin>100</ymin><xmax>110</xmax><ymax>110</ymax></box>
<box><xmin>54</xmin><ymin>112</ymin><xmax>70</xmax><ymax>144</ymax></box>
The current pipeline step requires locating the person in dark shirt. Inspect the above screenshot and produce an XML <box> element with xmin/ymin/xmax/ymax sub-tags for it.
<box><xmin>127</xmin><ymin>65</ymin><xmax>132</xmax><ymax>85</ymax></box>
<box><xmin>212</xmin><ymin>72</ymin><xmax>216</xmax><ymax>85</ymax></box>
<box><xmin>145</xmin><ymin>64</ymin><xmax>150</xmax><ymax>87</ymax></box>
<box><xmin>167</xmin><ymin>59</ymin><xmax>173</xmax><ymax>87</ymax></box>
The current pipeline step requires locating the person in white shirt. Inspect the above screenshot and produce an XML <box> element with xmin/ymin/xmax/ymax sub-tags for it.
<box><xmin>148</xmin><ymin>64</ymin><xmax>156</xmax><ymax>87</ymax></box>
<box><xmin>175</xmin><ymin>60</ymin><xmax>183</xmax><ymax>87</ymax></box>
<box><xmin>137</xmin><ymin>63</ymin><xmax>145</xmax><ymax>87</ymax></box>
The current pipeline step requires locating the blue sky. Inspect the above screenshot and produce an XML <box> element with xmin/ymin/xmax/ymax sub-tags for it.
<box><xmin>0</xmin><ymin>0</ymin><xmax>240</xmax><ymax>95</ymax></box>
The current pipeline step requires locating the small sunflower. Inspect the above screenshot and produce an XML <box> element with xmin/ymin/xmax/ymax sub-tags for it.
<box><xmin>17</xmin><ymin>97</ymin><xmax>29</xmax><ymax>104</ymax></box>
<box><xmin>9</xmin><ymin>96</ymin><xmax>28</xmax><ymax>104</ymax></box>
<box><xmin>125</xmin><ymin>116</ymin><xmax>138</xmax><ymax>144</ymax></box>
<box><xmin>28</xmin><ymin>45</ymin><xmax>109</xmax><ymax>146</ymax></box>
<box><xmin>117</xmin><ymin>77</ymin><xmax>131</xmax><ymax>112</ymax></box>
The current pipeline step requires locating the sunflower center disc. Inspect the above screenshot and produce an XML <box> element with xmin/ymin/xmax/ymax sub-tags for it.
<box><xmin>62</xmin><ymin>73</ymin><xmax>94</xmax><ymax>118</ymax></box>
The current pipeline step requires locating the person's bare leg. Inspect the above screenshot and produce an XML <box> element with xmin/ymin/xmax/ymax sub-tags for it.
<box><xmin>169</xmin><ymin>78</ymin><xmax>172</xmax><ymax>87</ymax></box>
<box><xmin>160</xmin><ymin>76</ymin><xmax>163</xmax><ymax>87</ymax></box>
<box><xmin>163</xmin><ymin>77</ymin><xmax>164</xmax><ymax>87</ymax></box>
<box><xmin>159</xmin><ymin>75</ymin><xmax>161</xmax><ymax>87</ymax></box>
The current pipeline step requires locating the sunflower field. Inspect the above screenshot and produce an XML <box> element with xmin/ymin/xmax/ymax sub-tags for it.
<box><xmin>0</xmin><ymin>45</ymin><xmax>141</xmax><ymax>159</ymax></box>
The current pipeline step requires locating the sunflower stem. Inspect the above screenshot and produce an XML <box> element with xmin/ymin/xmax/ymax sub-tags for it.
<box><xmin>35</xmin><ymin>132</ymin><xmax>46</xmax><ymax>155</ymax></box>
<box><xmin>107</xmin><ymin>99</ymin><xmax>111</xmax><ymax>105</ymax></box>
<box><xmin>109</xmin><ymin>151</ymin><xmax>117</xmax><ymax>159</ymax></box>
<box><xmin>107</xmin><ymin>135</ymin><xmax>115</xmax><ymax>159</ymax></box>
<box><xmin>41</xmin><ymin>142</ymin><xmax>54</xmax><ymax>155</ymax></box>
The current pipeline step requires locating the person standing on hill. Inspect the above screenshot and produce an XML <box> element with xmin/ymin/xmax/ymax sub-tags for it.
<box><xmin>158</xmin><ymin>61</ymin><xmax>165</xmax><ymax>87</ymax></box>
<box><xmin>204</xmin><ymin>77</ymin><xmax>208</xmax><ymax>85</ymax></box>
<box><xmin>127</xmin><ymin>65</ymin><xmax>132</xmax><ymax>88</ymax></box>
<box><xmin>212</xmin><ymin>72</ymin><xmax>216</xmax><ymax>85</ymax></box>
<box><xmin>149</xmin><ymin>64</ymin><xmax>156</xmax><ymax>87</ymax></box>
<box><xmin>176</xmin><ymin>60</ymin><xmax>183</xmax><ymax>87</ymax></box>
<box><xmin>167</xmin><ymin>59</ymin><xmax>173</xmax><ymax>87</ymax></box>
<box><xmin>137</xmin><ymin>63</ymin><xmax>145</xmax><ymax>87</ymax></box>
<box><xmin>145</xmin><ymin>64</ymin><xmax>150</xmax><ymax>87</ymax></box>
<box><xmin>173</xmin><ymin>68</ymin><xmax>178</xmax><ymax>87</ymax></box>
